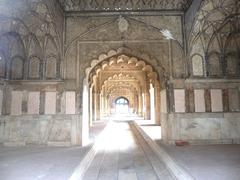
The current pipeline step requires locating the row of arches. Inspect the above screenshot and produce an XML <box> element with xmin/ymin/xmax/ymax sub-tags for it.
<box><xmin>0</xmin><ymin>32</ymin><xmax>60</xmax><ymax>80</ymax></box>
<box><xmin>191</xmin><ymin>32</ymin><xmax>240</xmax><ymax>78</ymax></box>
<box><xmin>189</xmin><ymin>0</ymin><xmax>240</xmax><ymax>78</ymax></box>
<box><xmin>0</xmin><ymin>1</ymin><xmax>62</xmax><ymax>80</ymax></box>
<box><xmin>85</xmin><ymin>54</ymin><xmax>161</xmax><ymax>126</ymax></box>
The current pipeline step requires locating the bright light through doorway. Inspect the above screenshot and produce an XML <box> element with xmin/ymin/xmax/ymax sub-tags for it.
<box><xmin>115</xmin><ymin>97</ymin><xmax>129</xmax><ymax>114</ymax></box>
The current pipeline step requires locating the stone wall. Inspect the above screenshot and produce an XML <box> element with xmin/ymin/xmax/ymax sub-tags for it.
<box><xmin>0</xmin><ymin>81</ymin><xmax>79</xmax><ymax>145</ymax></box>
<box><xmin>64</xmin><ymin>14</ymin><xmax>185</xmax><ymax>90</ymax></box>
<box><xmin>164</xmin><ymin>113</ymin><xmax>240</xmax><ymax>145</ymax></box>
<box><xmin>0</xmin><ymin>114</ymin><xmax>80</xmax><ymax>146</ymax></box>
<box><xmin>162</xmin><ymin>79</ymin><xmax>240</xmax><ymax>144</ymax></box>
<box><xmin>162</xmin><ymin>0</ymin><xmax>240</xmax><ymax>144</ymax></box>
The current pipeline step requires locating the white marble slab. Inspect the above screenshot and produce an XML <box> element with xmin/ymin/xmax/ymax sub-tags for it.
<box><xmin>28</xmin><ymin>92</ymin><xmax>40</xmax><ymax>115</ymax></box>
<box><xmin>45</xmin><ymin>92</ymin><xmax>56</xmax><ymax>114</ymax></box>
<box><xmin>211</xmin><ymin>89</ymin><xmax>223</xmax><ymax>112</ymax></box>
<box><xmin>194</xmin><ymin>89</ymin><xmax>205</xmax><ymax>112</ymax></box>
<box><xmin>11</xmin><ymin>91</ymin><xmax>23</xmax><ymax>115</ymax></box>
<box><xmin>174</xmin><ymin>89</ymin><xmax>185</xmax><ymax>113</ymax></box>
<box><xmin>66</xmin><ymin>91</ymin><xmax>76</xmax><ymax>114</ymax></box>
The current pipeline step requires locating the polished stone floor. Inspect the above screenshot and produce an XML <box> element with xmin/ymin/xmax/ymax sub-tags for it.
<box><xmin>158</xmin><ymin>142</ymin><xmax>240</xmax><ymax>180</ymax></box>
<box><xmin>0</xmin><ymin>121</ymin><xmax>106</xmax><ymax>180</ymax></box>
<box><xmin>136</xmin><ymin>121</ymin><xmax>240</xmax><ymax>180</ymax></box>
<box><xmin>83</xmin><ymin>121</ymin><xmax>173</xmax><ymax>180</ymax></box>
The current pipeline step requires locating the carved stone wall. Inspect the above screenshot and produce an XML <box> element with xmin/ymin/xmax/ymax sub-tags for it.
<box><xmin>65</xmin><ymin>15</ymin><xmax>185</xmax><ymax>92</ymax></box>
<box><xmin>59</xmin><ymin>0</ymin><xmax>193</xmax><ymax>11</ymax></box>
<box><xmin>0</xmin><ymin>0</ymin><xmax>63</xmax><ymax>80</ymax></box>
<box><xmin>187</xmin><ymin>0</ymin><xmax>240</xmax><ymax>78</ymax></box>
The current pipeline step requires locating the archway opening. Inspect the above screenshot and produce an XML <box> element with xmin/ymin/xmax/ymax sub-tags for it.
<box><xmin>86</xmin><ymin>54</ymin><xmax>162</xmax><ymax>125</ymax></box>
<box><xmin>115</xmin><ymin>97</ymin><xmax>129</xmax><ymax>114</ymax></box>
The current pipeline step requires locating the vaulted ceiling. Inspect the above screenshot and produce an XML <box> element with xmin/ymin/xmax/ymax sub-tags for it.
<box><xmin>58</xmin><ymin>0</ymin><xmax>194</xmax><ymax>12</ymax></box>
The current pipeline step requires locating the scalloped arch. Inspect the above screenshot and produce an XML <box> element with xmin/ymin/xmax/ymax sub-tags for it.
<box><xmin>85</xmin><ymin>47</ymin><xmax>164</xmax><ymax>79</ymax></box>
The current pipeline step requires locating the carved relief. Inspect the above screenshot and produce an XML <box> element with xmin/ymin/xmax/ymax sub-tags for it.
<box><xmin>11</xmin><ymin>57</ymin><xmax>24</xmax><ymax>79</ymax></box>
<box><xmin>59</xmin><ymin>0</ymin><xmax>193</xmax><ymax>11</ymax></box>
<box><xmin>188</xmin><ymin>0</ymin><xmax>239</xmax><ymax>78</ymax></box>
<box><xmin>192</xmin><ymin>54</ymin><xmax>204</xmax><ymax>76</ymax></box>
<box><xmin>29</xmin><ymin>57</ymin><xmax>41</xmax><ymax>79</ymax></box>
<box><xmin>208</xmin><ymin>53</ymin><xmax>221</xmax><ymax>77</ymax></box>
<box><xmin>46</xmin><ymin>57</ymin><xmax>57</xmax><ymax>79</ymax></box>
<box><xmin>0</xmin><ymin>1</ymin><xmax>62</xmax><ymax>80</ymax></box>
<box><xmin>118</xmin><ymin>16</ymin><xmax>129</xmax><ymax>33</ymax></box>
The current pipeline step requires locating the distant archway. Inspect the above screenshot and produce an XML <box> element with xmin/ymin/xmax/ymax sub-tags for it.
<box><xmin>115</xmin><ymin>97</ymin><xmax>129</xmax><ymax>114</ymax></box>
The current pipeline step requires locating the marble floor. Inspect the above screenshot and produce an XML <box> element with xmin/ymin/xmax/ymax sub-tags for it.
<box><xmin>157</xmin><ymin>142</ymin><xmax>240</xmax><ymax>180</ymax></box>
<box><xmin>135</xmin><ymin>121</ymin><xmax>240</xmax><ymax>180</ymax></box>
<box><xmin>83</xmin><ymin>121</ymin><xmax>173</xmax><ymax>180</ymax></box>
<box><xmin>0</xmin><ymin>121</ymin><xmax>106</xmax><ymax>180</ymax></box>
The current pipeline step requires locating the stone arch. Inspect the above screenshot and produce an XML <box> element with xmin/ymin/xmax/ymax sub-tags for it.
<box><xmin>0</xmin><ymin>17</ymin><xmax>30</xmax><ymax>38</ymax></box>
<box><xmin>28</xmin><ymin>56</ymin><xmax>41</xmax><ymax>79</ymax></box>
<box><xmin>46</xmin><ymin>56</ymin><xmax>57</xmax><ymax>79</ymax></box>
<box><xmin>224</xmin><ymin>33</ymin><xmax>240</xmax><ymax>77</ymax></box>
<box><xmin>44</xmin><ymin>36</ymin><xmax>59</xmax><ymax>79</ymax></box>
<box><xmin>191</xmin><ymin>54</ymin><xmax>204</xmax><ymax>77</ymax></box>
<box><xmin>0</xmin><ymin>32</ymin><xmax>27</xmax><ymax>80</ymax></box>
<box><xmin>11</xmin><ymin>56</ymin><xmax>24</xmax><ymax>79</ymax></box>
<box><xmin>207</xmin><ymin>52</ymin><xmax>222</xmax><ymax>77</ymax></box>
<box><xmin>86</xmin><ymin>49</ymin><xmax>166</xmax><ymax>85</ymax></box>
<box><xmin>115</xmin><ymin>96</ymin><xmax>129</xmax><ymax>104</ymax></box>
<box><xmin>28</xmin><ymin>35</ymin><xmax>43</xmax><ymax>79</ymax></box>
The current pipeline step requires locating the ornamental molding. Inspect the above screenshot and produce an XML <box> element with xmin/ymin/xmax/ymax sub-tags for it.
<box><xmin>59</xmin><ymin>0</ymin><xmax>193</xmax><ymax>12</ymax></box>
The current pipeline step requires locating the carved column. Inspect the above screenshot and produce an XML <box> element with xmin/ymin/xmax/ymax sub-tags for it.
<box><xmin>89</xmin><ymin>87</ymin><xmax>93</xmax><ymax>126</ymax></box>
<box><xmin>94</xmin><ymin>92</ymin><xmax>100</xmax><ymax>121</ymax></box>
<box><xmin>154</xmin><ymin>82</ymin><xmax>161</xmax><ymax>125</ymax></box>
<box><xmin>138</xmin><ymin>92</ymin><xmax>143</xmax><ymax>116</ymax></box>
<box><xmin>145</xmin><ymin>91</ymin><xmax>151</xmax><ymax>120</ymax></box>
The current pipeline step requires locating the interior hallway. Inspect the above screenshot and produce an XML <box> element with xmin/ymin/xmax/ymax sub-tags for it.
<box><xmin>83</xmin><ymin>120</ymin><xmax>173</xmax><ymax>180</ymax></box>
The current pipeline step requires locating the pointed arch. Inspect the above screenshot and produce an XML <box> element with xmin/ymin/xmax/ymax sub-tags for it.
<box><xmin>45</xmin><ymin>36</ymin><xmax>59</xmax><ymax>79</ymax></box>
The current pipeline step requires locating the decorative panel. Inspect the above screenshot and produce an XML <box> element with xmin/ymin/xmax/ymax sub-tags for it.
<box><xmin>66</xmin><ymin>91</ymin><xmax>76</xmax><ymax>114</ymax></box>
<box><xmin>211</xmin><ymin>89</ymin><xmax>223</xmax><ymax>112</ymax></box>
<box><xmin>194</xmin><ymin>89</ymin><xmax>205</xmax><ymax>112</ymax></box>
<box><xmin>11</xmin><ymin>91</ymin><xmax>23</xmax><ymax>115</ymax></box>
<box><xmin>45</xmin><ymin>92</ymin><xmax>56</xmax><ymax>114</ymax></box>
<box><xmin>28</xmin><ymin>92</ymin><xmax>40</xmax><ymax>114</ymax></box>
<box><xmin>174</xmin><ymin>89</ymin><xmax>185</xmax><ymax>113</ymax></box>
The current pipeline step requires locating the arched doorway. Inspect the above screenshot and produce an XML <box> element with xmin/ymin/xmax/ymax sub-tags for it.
<box><xmin>81</xmin><ymin>53</ymin><xmax>164</xmax><ymax>145</ymax></box>
<box><xmin>86</xmin><ymin>54</ymin><xmax>161</xmax><ymax>123</ymax></box>
<box><xmin>115</xmin><ymin>97</ymin><xmax>129</xmax><ymax>114</ymax></box>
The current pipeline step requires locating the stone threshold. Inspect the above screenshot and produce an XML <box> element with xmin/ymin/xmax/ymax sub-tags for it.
<box><xmin>130</xmin><ymin>121</ymin><xmax>194</xmax><ymax>180</ymax></box>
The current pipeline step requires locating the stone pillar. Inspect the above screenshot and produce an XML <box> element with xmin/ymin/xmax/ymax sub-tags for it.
<box><xmin>134</xmin><ymin>94</ymin><xmax>138</xmax><ymax>114</ymax></box>
<box><xmin>154</xmin><ymin>82</ymin><xmax>161</xmax><ymax>125</ymax></box>
<box><xmin>205</xmin><ymin>89</ymin><xmax>211</xmax><ymax>112</ymax></box>
<box><xmin>94</xmin><ymin>92</ymin><xmax>100</xmax><ymax>121</ymax></box>
<box><xmin>150</xmin><ymin>84</ymin><xmax>155</xmax><ymax>122</ymax></box>
<box><xmin>89</xmin><ymin>87</ymin><xmax>93</xmax><ymax>126</ymax></box>
<box><xmin>103</xmin><ymin>95</ymin><xmax>109</xmax><ymax>116</ymax></box>
<box><xmin>145</xmin><ymin>91</ymin><xmax>151</xmax><ymax>120</ymax></box>
<box><xmin>138</xmin><ymin>92</ymin><xmax>143</xmax><ymax>116</ymax></box>
<box><xmin>100</xmin><ymin>94</ymin><xmax>103</xmax><ymax>116</ymax></box>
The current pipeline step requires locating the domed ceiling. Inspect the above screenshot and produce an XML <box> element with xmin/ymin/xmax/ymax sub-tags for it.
<box><xmin>58</xmin><ymin>0</ymin><xmax>193</xmax><ymax>12</ymax></box>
